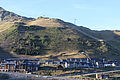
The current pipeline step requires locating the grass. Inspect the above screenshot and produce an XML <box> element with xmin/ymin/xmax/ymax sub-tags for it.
<box><xmin>0</xmin><ymin>22</ymin><xmax>119</xmax><ymax>60</ymax></box>
<box><xmin>0</xmin><ymin>22</ymin><xmax>14</xmax><ymax>32</ymax></box>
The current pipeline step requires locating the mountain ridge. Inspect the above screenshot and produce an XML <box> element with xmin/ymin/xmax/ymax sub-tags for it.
<box><xmin>0</xmin><ymin>7</ymin><xmax>34</xmax><ymax>22</ymax></box>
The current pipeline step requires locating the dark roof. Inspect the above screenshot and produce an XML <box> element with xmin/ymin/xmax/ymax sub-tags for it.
<box><xmin>60</xmin><ymin>59</ymin><xmax>67</xmax><ymax>62</ymax></box>
<box><xmin>6</xmin><ymin>58</ymin><xmax>40</xmax><ymax>61</ymax></box>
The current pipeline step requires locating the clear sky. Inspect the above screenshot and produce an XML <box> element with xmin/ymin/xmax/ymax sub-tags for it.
<box><xmin>0</xmin><ymin>0</ymin><xmax>120</xmax><ymax>30</ymax></box>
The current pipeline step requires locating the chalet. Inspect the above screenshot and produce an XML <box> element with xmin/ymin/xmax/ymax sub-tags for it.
<box><xmin>104</xmin><ymin>63</ymin><xmax>112</xmax><ymax>67</ymax></box>
<box><xmin>44</xmin><ymin>59</ymin><xmax>60</xmax><ymax>66</ymax></box>
<box><xmin>96</xmin><ymin>74</ymin><xmax>109</xmax><ymax>79</ymax></box>
<box><xmin>0</xmin><ymin>62</ymin><xmax>16</xmax><ymax>72</ymax></box>
<box><xmin>60</xmin><ymin>59</ymin><xmax>68</xmax><ymax>62</ymax></box>
<box><xmin>95</xmin><ymin>62</ymin><xmax>104</xmax><ymax>68</ymax></box>
<box><xmin>80</xmin><ymin>58</ymin><xmax>89</xmax><ymax>63</ymax></box>
<box><xmin>66</xmin><ymin>58</ymin><xmax>89</xmax><ymax>63</ymax></box>
<box><xmin>60</xmin><ymin>61</ymin><xmax>92</xmax><ymax>68</ymax></box>
<box><xmin>64</xmin><ymin>62</ymin><xmax>82</xmax><ymax>68</ymax></box>
<box><xmin>102</xmin><ymin>59</ymin><xmax>119</xmax><ymax>67</ymax></box>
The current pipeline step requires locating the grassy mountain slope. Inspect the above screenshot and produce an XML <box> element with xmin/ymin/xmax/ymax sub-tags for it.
<box><xmin>77</xmin><ymin>26</ymin><xmax>120</xmax><ymax>54</ymax></box>
<box><xmin>0</xmin><ymin>21</ymin><xmax>119</xmax><ymax>60</ymax></box>
<box><xmin>0</xmin><ymin>7</ymin><xmax>119</xmax><ymax>60</ymax></box>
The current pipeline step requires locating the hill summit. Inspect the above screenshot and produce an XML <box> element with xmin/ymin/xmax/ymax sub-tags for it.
<box><xmin>27</xmin><ymin>17</ymin><xmax>76</xmax><ymax>28</ymax></box>
<box><xmin>0</xmin><ymin>7</ymin><xmax>4</xmax><ymax>11</ymax></box>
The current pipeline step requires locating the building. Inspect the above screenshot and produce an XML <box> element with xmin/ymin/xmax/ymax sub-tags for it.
<box><xmin>0</xmin><ymin>58</ymin><xmax>40</xmax><ymax>72</ymax></box>
<box><xmin>44</xmin><ymin>59</ymin><xmax>60</xmax><ymax>66</ymax></box>
<box><xmin>96</xmin><ymin>74</ymin><xmax>109</xmax><ymax>79</ymax></box>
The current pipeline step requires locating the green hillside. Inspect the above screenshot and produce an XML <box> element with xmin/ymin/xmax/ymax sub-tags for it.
<box><xmin>76</xmin><ymin>26</ymin><xmax>120</xmax><ymax>55</ymax></box>
<box><xmin>0</xmin><ymin>22</ymin><xmax>119</xmax><ymax>60</ymax></box>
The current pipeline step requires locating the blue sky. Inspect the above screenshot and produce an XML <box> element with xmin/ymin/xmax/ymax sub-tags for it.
<box><xmin>0</xmin><ymin>0</ymin><xmax>120</xmax><ymax>30</ymax></box>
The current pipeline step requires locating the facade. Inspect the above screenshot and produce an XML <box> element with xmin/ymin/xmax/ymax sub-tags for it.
<box><xmin>59</xmin><ymin>58</ymin><xmax>92</xmax><ymax>68</ymax></box>
<box><xmin>96</xmin><ymin>74</ymin><xmax>109</xmax><ymax>79</ymax></box>
<box><xmin>59</xmin><ymin>58</ymin><xmax>119</xmax><ymax>68</ymax></box>
<box><xmin>0</xmin><ymin>58</ymin><xmax>40</xmax><ymax>72</ymax></box>
<box><xmin>44</xmin><ymin>59</ymin><xmax>60</xmax><ymax>66</ymax></box>
<box><xmin>0</xmin><ymin>58</ymin><xmax>119</xmax><ymax>72</ymax></box>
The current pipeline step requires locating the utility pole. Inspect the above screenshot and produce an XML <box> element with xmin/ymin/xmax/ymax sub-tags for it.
<box><xmin>74</xmin><ymin>19</ymin><xmax>77</xmax><ymax>24</ymax></box>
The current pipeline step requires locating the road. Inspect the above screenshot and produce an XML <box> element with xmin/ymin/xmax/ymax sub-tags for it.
<box><xmin>1</xmin><ymin>69</ymin><xmax>120</xmax><ymax>80</ymax></box>
<box><xmin>0</xmin><ymin>71</ymin><xmax>83</xmax><ymax>80</ymax></box>
<box><xmin>69</xmin><ymin>69</ymin><xmax>120</xmax><ymax>77</ymax></box>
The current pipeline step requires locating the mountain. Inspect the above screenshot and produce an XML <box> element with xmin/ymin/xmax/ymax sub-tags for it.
<box><xmin>0</xmin><ymin>7</ymin><xmax>33</xmax><ymax>22</ymax></box>
<box><xmin>0</xmin><ymin>7</ymin><xmax>120</xmax><ymax>60</ymax></box>
<box><xmin>0</xmin><ymin>7</ymin><xmax>34</xmax><ymax>35</ymax></box>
